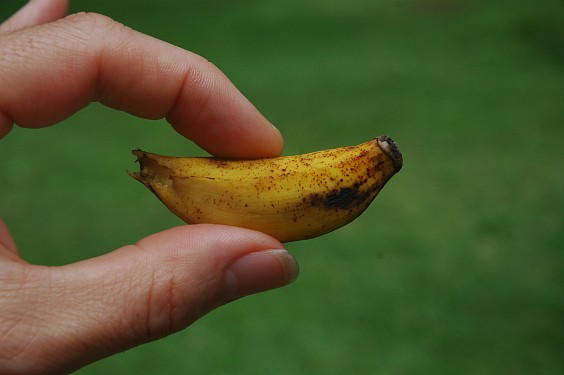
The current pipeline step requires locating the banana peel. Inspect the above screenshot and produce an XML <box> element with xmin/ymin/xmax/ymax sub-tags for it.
<box><xmin>129</xmin><ymin>136</ymin><xmax>402</xmax><ymax>242</ymax></box>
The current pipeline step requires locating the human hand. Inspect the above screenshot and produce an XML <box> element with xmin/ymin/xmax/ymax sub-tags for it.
<box><xmin>0</xmin><ymin>1</ymin><xmax>299</xmax><ymax>374</ymax></box>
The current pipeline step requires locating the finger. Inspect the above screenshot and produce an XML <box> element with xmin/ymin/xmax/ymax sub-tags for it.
<box><xmin>0</xmin><ymin>219</ymin><xmax>21</xmax><ymax>260</ymax></box>
<box><xmin>0</xmin><ymin>12</ymin><xmax>283</xmax><ymax>158</ymax></box>
<box><xmin>0</xmin><ymin>224</ymin><xmax>298</xmax><ymax>374</ymax></box>
<box><xmin>0</xmin><ymin>0</ymin><xmax>68</xmax><ymax>33</ymax></box>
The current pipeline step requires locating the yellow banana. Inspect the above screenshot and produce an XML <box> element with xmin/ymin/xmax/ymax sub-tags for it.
<box><xmin>128</xmin><ymin>135</ymin><xmax>402</xmax><ymax>242</ymax></box>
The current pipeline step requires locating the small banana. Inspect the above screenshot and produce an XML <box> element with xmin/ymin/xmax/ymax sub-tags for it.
<box><xmin>129</xmin><ymin>135</ymin><xmax>402</xmax><ymax>242</ymax></box>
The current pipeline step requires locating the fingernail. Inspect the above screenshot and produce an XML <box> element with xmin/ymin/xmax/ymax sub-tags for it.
<box><xmin>224</xmin><ymin>249</ymin><xmax>299</xmax><ymax>301</ymax></box>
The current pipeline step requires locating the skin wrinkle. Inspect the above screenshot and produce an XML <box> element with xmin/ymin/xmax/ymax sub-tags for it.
<box><xmin>64</xmin><ymin>13</ymin><xmax>112</xmax><ymax>102</ymax></box>
<box><xmin>181</xmin><ymin>70</ymin><xmax>217</xmax><ymax>137</ymax></box>
<box><xmin>165</xmin><ymin>273</ymin><xmax>175</xmax><ymax>339</ymax></box>
<box><xmin>128</xmin><ymin>227</ymin><xmax>266</xmax><ymax>336</ymax></box>
<box><xmin>23</xmin><ymin>261</ymin><xmax>130</xmax><ymax>357</ymax></box>
<box><xmin>85</xmin><ymin>260</ymin><xmax>151</xmax><ymax>347</ymax></box>
<box><xmin>127</xmin><ymin>241</ymin><xmax>185</xmax><ymax>342</ymax></box>
<box><xmin>62</xmin><ymin>13</ymin><xmax>121</xmax><ymax>103</ymax></box>
<box><xmin>22</xmin><ymin>261</ymin><xmax>145</xmax><ymax>367</ymax></box>
<box><xmin>97</xmin><ymin>34</ymin><xmax>148</xmax><ymax>109</ymax></box>
<box><xmin>164</xmin><ymin>62</ymin><xmax>196</xmax><ymax>126</ymax></box>
<box><xmin>145</xmin><ymin>265</ymin><xmax>156</xmax><ymax>342</ymax></box>
<box><xmin>72</xmin><ymin>271</ymin><xmax>143</xmax><ymax>357</ymax></box>
<box><xmin>147</xmin><ymin>54</ymin><xmax>200</xmax><ymax>119</ymax></box>
<box><xmin>0</xmin><ymin>20</ymin><xmax>94</xmax><ymax>126</ymax></box>
<box><xmin>0</xmin><ymin>291</ymin><xmax>28</xmax><ymax>362</ymax></box>
<box><xmin>145</xmin><ymin>254</ymin><xmax>205</xmax><ymax>338</ymax></box>
<box><xmin>166</xmin><ymin>56</ymin><xmax>226</xmax><ymax>138</ymax></box>
<box><xmin>0</xmin><ymin>265</ymin><xmax>55</xmax><ymax>369</ymax></box>
<box><xmin>3</xmin><ymin>326</ymin><xmax>41</xmax><ymax>369</ymax></box>
<box><xmin>69</xmin><ymin>13</ymin><xmax>143</xmax><ymax>113</ymax></box>
<box><xmin>0</xmin><ymin>13</ymin><xmax>172</xmax><ymax>126</ymax></box>
<box><xmin>0</xmin><ymin>32</ymin><xmax>32</xmax><ymax>99</ymax></box>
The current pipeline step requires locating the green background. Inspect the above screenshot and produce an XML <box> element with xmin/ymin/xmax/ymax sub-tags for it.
<box><xmin>1</xmin><ymin>0</ymin><xmax>563</xmax><ymax>373</ymax></box>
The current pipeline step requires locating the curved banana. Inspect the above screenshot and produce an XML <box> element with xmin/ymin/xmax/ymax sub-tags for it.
<box><xmin>128</xmin><ymin>135</ymin><xmax>403</xmax><ymax>242</ymax></box>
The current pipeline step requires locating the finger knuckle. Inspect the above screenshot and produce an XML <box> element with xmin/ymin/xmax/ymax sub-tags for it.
<box><xmin>142</xmin><ymin>258</ymin><xmax>196</xmax><ymax>340</ymax></box>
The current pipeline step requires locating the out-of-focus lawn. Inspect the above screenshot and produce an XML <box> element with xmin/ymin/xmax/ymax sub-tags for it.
<box><xmin>1</xmin><ymin>0</ymin><xmax>563</xmax><ymax>374</ymax></box>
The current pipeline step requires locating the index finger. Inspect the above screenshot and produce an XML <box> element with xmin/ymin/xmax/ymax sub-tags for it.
<box><xmin>0</xmin><ymin>12</ymin><xmax>283</xmax><ymax>158</ymax></box>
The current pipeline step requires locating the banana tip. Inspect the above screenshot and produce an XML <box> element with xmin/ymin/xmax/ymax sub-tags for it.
<box><xmin>377</xmin><ymin>135</ymin><xmax>403</xmax><ymax>172</ymax></box>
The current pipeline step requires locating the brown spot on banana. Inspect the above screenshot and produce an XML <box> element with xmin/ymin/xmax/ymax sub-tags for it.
<box><xmin>309</xmin><ymin>184</ymin><xmax>373</xmax><ymax>210</ymax></box>
<box><xmin>128</xmin><ymin>136</ymin><xmax>403</xmax><ymax>242</ymax></box>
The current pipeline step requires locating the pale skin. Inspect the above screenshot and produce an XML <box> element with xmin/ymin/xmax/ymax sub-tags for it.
<box><xmin>0</xmin><ymin>0</ymin><xmax>299</xmax><ymax>374</ymax></box>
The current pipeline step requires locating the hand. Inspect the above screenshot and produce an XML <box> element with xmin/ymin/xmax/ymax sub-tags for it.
<box><xmin>0</xmin><ymin>1</ymin><xmax>299</xmax><ymax>374</ymax></box>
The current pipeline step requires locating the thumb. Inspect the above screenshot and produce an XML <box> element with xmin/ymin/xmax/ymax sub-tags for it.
<box><xmin>0</xmin><ymin>224</ymin><xmax>298</xmax><ymax>374</ymax></box>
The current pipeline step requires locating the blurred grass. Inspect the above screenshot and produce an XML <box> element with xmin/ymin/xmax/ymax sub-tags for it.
<box><xmin>1</xmin><ymin>0</ymin><xmax>563</xmax><ymax>374</ymax></box>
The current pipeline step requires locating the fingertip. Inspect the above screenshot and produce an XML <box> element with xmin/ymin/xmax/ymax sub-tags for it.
<box><xmin>27</xmin><ymin>0</ymin><xmax>69</xmax><ymax>22</ymax></box>
<box><xmin>0</xmin><ymin>0</ymin><xmax>68</xmax><ymax>33</ymax></box>
<box><xmin>174</xmin><ymin>115</ymin><xmax>284</xmax><ymax>159</ymax></box>
<box><xmin>262</xmin><ymin>120</ymin><xmax>285</xmax><ymax>157</ymax></box>
<box><xmin>224</xmin><ymin>248</ymin><xmax>299</xmax><ymax>301</ymax></box>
